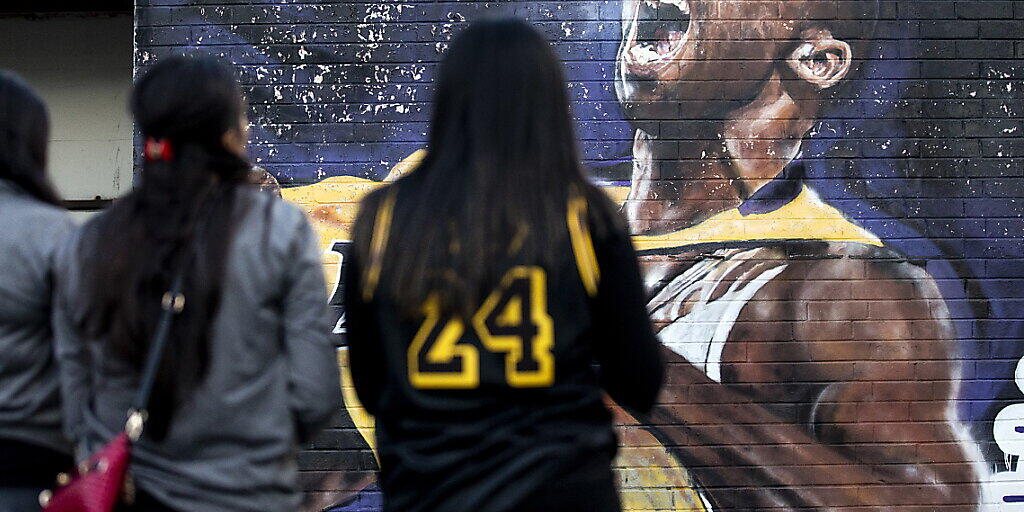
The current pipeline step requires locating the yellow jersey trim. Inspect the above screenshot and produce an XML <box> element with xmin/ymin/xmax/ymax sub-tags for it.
<box><xmin>363</xmin><ymin>188</ymin><xmax>397</xmax><ymax>301</ymax></box>
<box><xmin>566</xmin><ymin>196</ymin><xmax>601</xmax><ymax>297</ymax></box>
<box><xmin>631</xmin><ymin>185</ymin><xmax>883</xmax><ymax>252</ymax></box>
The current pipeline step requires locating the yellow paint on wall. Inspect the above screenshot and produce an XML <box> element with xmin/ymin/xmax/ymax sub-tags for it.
<box><xmin>336</xmin><ymin>348</ymin><xmax>377</xmax><ymax>459</ymax></box>
<box><xmin>281</xmin><ymin>151</ymin><xmax>426</xmax><ymax>294</ymax></box>
<box><xmin>281</xmin><ymin>175</ymin><xmax>383</xmax><ymax>241</ymax></box>
<box><xmin>281</xmin><ymin>176</ymin><xmax>384</xmax><ymax>292</ymax></box>
<box><xmin>615</xmin><ymin>432</ymin><xmax>709</xmax><ymax>511</ymax></box>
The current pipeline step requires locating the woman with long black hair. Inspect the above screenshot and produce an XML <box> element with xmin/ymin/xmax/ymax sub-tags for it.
<box><xmin>0</xmin><ymin>71</ymin><xmax>75</xmax><ymax>511</ymax></box>
<box><xmin>52</xmin><ymin>55</ymin><xmax>342</xmax><ymax>511</ymax></box>
<box><xmin>345</xmin><ymin>18</ymin><xmax>664</xmax><ymax>512</ymax></box>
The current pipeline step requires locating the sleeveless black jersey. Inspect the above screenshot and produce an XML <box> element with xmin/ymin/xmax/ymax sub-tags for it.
<box><xmin>344</xmin><ymin>185</ymin><xmax>663</xmax><ymax>512</ymax></box>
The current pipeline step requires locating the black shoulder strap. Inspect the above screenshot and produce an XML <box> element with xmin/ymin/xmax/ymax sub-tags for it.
<box><xmin>125</xmin><ymin>272</ymin><xmax>185</xmax><ymax>440</ymax></box>
<box><xmin>123</xmin><ymin>190</ymin><xmax>217</xmax><ymax>440</ymax></box>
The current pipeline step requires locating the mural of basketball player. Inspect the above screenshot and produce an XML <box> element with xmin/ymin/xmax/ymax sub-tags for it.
<box><xmin>614</xmin><ymin>0</ymin><xmax>983</xmax><ymax>509</ymax></box>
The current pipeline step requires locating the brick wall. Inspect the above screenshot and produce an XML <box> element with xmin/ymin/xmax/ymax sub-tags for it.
<box><xmin>135</xmin><ymin>1</ymin><xmax>1024</xmax><ymax>510</ymax></box>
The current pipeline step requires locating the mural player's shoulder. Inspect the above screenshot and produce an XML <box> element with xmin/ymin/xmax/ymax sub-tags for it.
<box><xmin>796</xmin><ymin>240</ymin><xmax>939</xmax><ymax>290</ymax></box>
<box><xmin>757</xmin><ymin>239</ymin><xmax>930</xmax><ymax>283</ymax></box>
<box><xmin>777</xmin><ymin>240</ymin><xmax>951</xmax><ymax>326</ymax></box>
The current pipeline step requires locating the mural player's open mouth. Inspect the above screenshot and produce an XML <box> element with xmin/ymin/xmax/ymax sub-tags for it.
<box><xmin>622</xmin><ymin>0</ymin><xmax>693</xmax><ymax>77</ymax></box>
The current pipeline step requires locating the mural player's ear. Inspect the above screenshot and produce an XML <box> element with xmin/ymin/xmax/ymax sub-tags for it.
<box><xmin>786</xmin><ymin>29</ymin><xmax>852</xmax><ymax>89</ymax></box>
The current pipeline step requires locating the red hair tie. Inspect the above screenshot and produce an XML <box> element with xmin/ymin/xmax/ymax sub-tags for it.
<box><xmin>144</xmin><ymin>138</ymin><xmax>174</xmax><ymax>161</ymax></box>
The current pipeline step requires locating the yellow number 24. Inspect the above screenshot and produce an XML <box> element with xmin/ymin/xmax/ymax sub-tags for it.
<box><xmin>407</xmin><ymin>266</ymin><xmax>555</xmax><ymax>389</ymax></box>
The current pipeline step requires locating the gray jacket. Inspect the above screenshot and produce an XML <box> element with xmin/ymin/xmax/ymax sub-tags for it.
<box><xmin>0</xmin><ymin>180</ymin><xmax>75</xmax><ymax>454</ymax></box>
<box><xmin>52</xmin><ymin>190</ymin><xmax>342</xmax><ymax>512</ymax></box>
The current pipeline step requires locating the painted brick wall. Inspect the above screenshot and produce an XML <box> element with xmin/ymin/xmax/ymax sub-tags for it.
<box><xmin>135</xmin><ymin>1</ymin><xmax>1024</xmax><ymax>510</ymax></box>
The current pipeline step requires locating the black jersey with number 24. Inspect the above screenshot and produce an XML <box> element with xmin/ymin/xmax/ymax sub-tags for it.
<box><xmin>344</xmin><ymin>184</ymin><xmax>664</xmax><ymax>512</ymax></box>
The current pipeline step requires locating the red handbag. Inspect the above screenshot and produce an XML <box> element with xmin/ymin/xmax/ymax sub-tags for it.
<box><xmin>39</xmin><ymin>432</ymin><xmax>133</xmax><ymax>511</ymax></box>
<box><xmin>41</xmin><ymin>279</ymin><xmax>185</xmax><ymax>512</ymax></box>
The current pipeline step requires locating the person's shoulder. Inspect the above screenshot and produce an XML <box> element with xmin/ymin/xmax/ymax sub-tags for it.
<box><xmin>228</xmin><ymin>189</ymin><xmax>313</xmax><ymax>264</ymax></box>
<box><xmin>7</xmin><ymin>194</ymin><xmax>74</xmax><ymax>233</ymax></box>
<box><xmin>24</xmin><ymin>196</ymin><xmax>71</xmax><ymax>220</ymax></box>
<box><xmin>224</xmin><ymin>189</ymin><xmax>317</xmax><ymax>278</ymax></box>
<box><xmin>6</xmin><ymin>197</ymin><xmax>77</xmax><ymax>260</ymax></box>
<box><xmin>236</xmin><ymin>185</ymin><xmax>304</xmax><ymax>229</ymax></box>
<box><xmin>350</xmin><ymin>182</ymin><xmax>399</xmax><ymax>240</ymax></box>
<box><xmin>358</xmin><ymin>181</ymin><xmax>394</xmax><ymax>213</ymax></box>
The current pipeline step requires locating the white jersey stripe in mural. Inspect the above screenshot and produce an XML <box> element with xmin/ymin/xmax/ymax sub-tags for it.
<box><xmin>651</xmin><ymin>251</ymin><xmax>788</xmax><ymax>383</ymax></box>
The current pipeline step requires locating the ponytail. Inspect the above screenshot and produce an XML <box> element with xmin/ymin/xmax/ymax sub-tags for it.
<box><xmin>78</xmin><ymin>55</ymin><xmax>252</xmax><ymax>439</ymax></box>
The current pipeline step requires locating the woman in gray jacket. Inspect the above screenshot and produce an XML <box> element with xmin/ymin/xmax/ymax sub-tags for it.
<box><xmin>0</xmin><ymin>71</ymin><xmax>75</xmax><ymax>512</ymax></box>
<box><xmin>52</xmin><ymin>56</ymin><xmax>342</xmax><ymax>511</ymax></box>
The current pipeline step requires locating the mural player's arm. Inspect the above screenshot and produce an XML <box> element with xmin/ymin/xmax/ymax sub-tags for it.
<box><xmin>647</xmin><ymin>256</ymin><xmax>980</xmax><ymax>510</ymax></box>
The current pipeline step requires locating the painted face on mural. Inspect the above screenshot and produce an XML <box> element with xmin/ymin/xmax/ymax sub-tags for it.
<box><xmin>616</xmin><ymin>0</ymin><xmax>851</xmax><ymax>116</ymax></box>
<box><xmin>616</xmin><ymin>0</ymin><xmax>784</xmax><ymax>117</ymax></box>
<box><xmin>616</xmin><ymin>0</ymin><xmax>857</xmax><ymax>233</ymax></box>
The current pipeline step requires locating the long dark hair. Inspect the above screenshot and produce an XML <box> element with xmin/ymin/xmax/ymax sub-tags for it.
<box><xmin>79</xmin><ymin>56</ymin><xmax>252</xmax><ymax>437</ymax></box>
<box><xmin>377</xmin><ymin>17</ymin><xmax>614</xmax><ymax>316</ymax></box>
<box><xmin>0</xmin><ymin>71</ymin><xmax>62</xmax><ymax>206</ymax></box>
